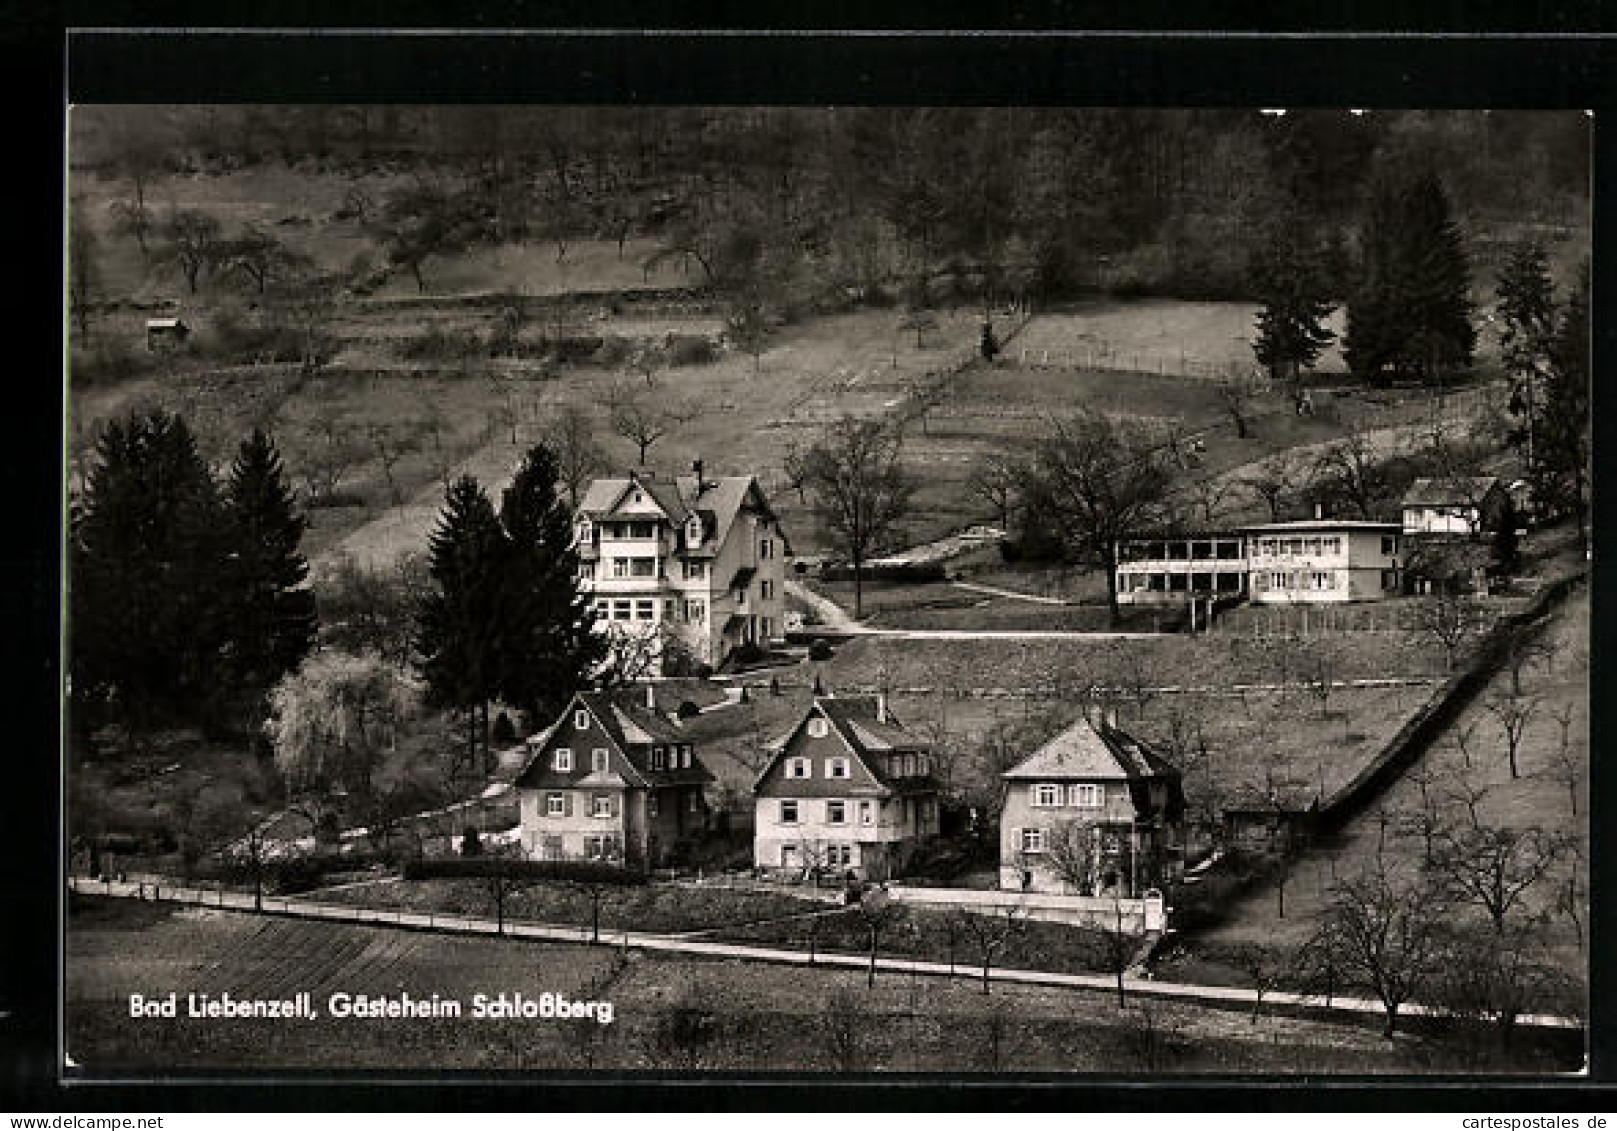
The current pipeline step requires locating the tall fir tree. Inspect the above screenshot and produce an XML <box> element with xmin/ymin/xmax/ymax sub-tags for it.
<box><xmin>1344</xmin><ymin>171</ymin><xmax>1476</xmax><ymax>383</ymax></box>
<box><xmin>1533</xmin><ymin>261</ymin><xmax>1589</xmax><ymax>542</ymax></box>
<box><xmin>496</xmin><ymin>443</ymin><xmax>606</xmax><ymax>723</ymax></box>
<box><xmin>1493</xmin><ymin>242</ymin><xmax>1558</xmax><ymax>459</ymax></box>
<box><xmin>221</xmin><ymin>428</ymin><xmax>317</xmax><ymax>698</ymax></box>
<box><xmin>1250</xmin><ymin>219</ymin><xmax>1338</xmax><ymax>381</ymax></box>
<box><xmin>70</xmin><ymin>411</ymin><xmax>230</xmax><ymax>735</ymax></box>
<box><xmin>415</xmin><ymin>475</ymin><xmax>507</xmax><ymax>777</ymax></box>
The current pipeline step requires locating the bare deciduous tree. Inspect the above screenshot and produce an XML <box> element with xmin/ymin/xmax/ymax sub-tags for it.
<box><xmin>1241</xmin><ymin>450</ymin><xmax>1300</xmax><ymax>522</ymax></box>
<box><xmin>1031</xmin><ymin>412</ymin><xmax>1171</xmax><ymax>625</ymax></box>
<box><xmin>955</xmin><ymin>905</ymin><xmax>1025</xmax><ymax>995</ymax></box>
<box><xmin>1431</xmin><ymin>823</ymin><xmax>1564</xmax><ymax>936</ymax></box>
<box><xmin>966</xmin><ymin>451</ymin><xmax>1021</xmax><ymax>531</ymax></box>
<box><xmin>1417</xmin><ymin>592</ymin><xmax>1479</xmax><ymax>672</ymax></box>
<box><xmin>550</xmin><ymin>403</ymin><xmax>607</xmax><ymax>509</ymax></box>
<box><xmin>802</xmin><ymin>416</ymin><xmax>914</xmax><ymax>620</ymax></box>
<box><xmin>1485</xmin><ymin>691</ymin><xmax>1540</xmax><ymax>780</ymax></box>
<box><xmin>605</xmin><ymin>382</ymin><xmax>692</xmax><ymax>465</ymax></box>
<box><xmin>1321</xmin><ymin>864</ymin><xmax>1451</xmax><ymax>1038</ymax></box>
<box><xmin>1215</xmin><ymin>376</ymin><xmax>1262</xmax><ymax>439</ymax></box>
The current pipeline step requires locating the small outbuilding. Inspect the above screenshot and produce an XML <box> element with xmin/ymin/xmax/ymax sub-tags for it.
<box><xmin>145</xmin><ymin>317</ymin><xmax>191</xmax><ymax>352</ymax></box>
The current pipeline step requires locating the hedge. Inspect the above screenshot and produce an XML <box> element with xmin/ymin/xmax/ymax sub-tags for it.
<box><xmin>819</xmin><ymin>561</ymin><xmax>947</xmax><ymax>585</ymax></box>
<box><xmin>402</xmin><ymin>857</ymin><xmax>647</xmax><ymax>887</ymax></box>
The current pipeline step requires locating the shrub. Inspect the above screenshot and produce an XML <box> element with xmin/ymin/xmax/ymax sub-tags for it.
<box><xmin>808</xmin><ymin>639</ymin><xmax>834</xmax><ymax>662</ymax></box>
<box><xmin>730</xmin><ymin>642</ymin><xmax>767</xmax><ymax>666</ymax></box>
<box><xmin>399</xmin><ymin>327</ymin><xmax>483</xmax><ymax>361</ymax></box>
<box><xmin>70</xmin><ymin>339</ymin><xmax>153</xmax><ymax>387</ymax></box>
<box><xmin>820</xmin><ymin>561</ymin><xmax>947</xmax><ymax>585</ymax></box>
<box><xmin>667</xmin><ymin>335</ymin><xmax>717</xmax><ymax>366</ymax></box>
<box><xmin>304</xmin><ymin>490</ymin><xmax>368</xmax><ymax>510</ymax></box>
<box><xmin>547</xmin><ymin>335</ymin><xmax>606</xmax><ymax>364</ymax></box>
<box><xmin>491</xmin><ymin>711</ymin><xmax>517</xmax><ymax>745</ymax></box>
<box><xmin>591</xmin><ymin>336</ymin><xmax>633</xmax><ymax>367</ymax></box>
<box><xmin>677</xmin><ymin>700</ymin><xmax>702</xmax><ymax>720</ymax></box>
<box><xmin>460</xmin><ymin>827</ymin><xmax>483</xmax><ymax>856</ymax></box>
<box><xmin>402</xmin><ymin>856</ymin><xmax>647</xmax><ymax>886</ymax></box>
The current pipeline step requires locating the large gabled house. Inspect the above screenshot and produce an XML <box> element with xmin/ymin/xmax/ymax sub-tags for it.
<box><xmin>512</xmin><ymin>686</ymin><xmax>714</xmax><ymax>868</ymax></box>
<box><xmin>999</xmin><ymin>709</ymin><xmax>1184</xmax><ymax>896</ymax></box>
<box><xmin>574</xmin><ymin>463</ymin><xmax>789</xmax><ymax>673</ymax></box>
<box><xmin>753</xmin><ymin>695</ymin><xmax>941</xmax><ymax>882</ymax></box>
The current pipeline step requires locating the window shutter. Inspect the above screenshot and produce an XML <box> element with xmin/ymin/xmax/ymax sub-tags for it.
<box><xmin>564</xmin><ymin>792</ymin><xmax>573</xmax><ymax>817</ymax></box>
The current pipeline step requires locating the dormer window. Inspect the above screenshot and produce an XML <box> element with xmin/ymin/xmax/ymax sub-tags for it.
<box><xmin>574</xmin><ymin>710</ymin><xmax>590</xmax><ymax>731</ymax></box>
<box><xmin>807</xmin><ymin>717</ymin><xmax>829</xmax><ymax>739</ymax></box>
<box><xmin>687</xmin><ymin>517</ymin><xmax>703</xmax><ymax>548</ymax></box>
<box><xmin>554</xmin><ymin>748</ymin><xmax>573</xmax><ymax>772</ymax></box>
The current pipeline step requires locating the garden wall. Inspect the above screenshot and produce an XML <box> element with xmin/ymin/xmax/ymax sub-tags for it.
<box><xmin>887</xmin><ymin>884</ymin><xmax>1167</xmax><ymax>934</ymax></box>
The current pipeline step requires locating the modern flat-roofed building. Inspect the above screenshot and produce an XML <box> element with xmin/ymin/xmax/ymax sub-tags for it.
<box><xmin>1242</xmin><ymin>519</ymin><xmax>1402</xmax><ymax>603</ymax></box>
<box><xmin>1114</xmin><ymin>532</ymin><xmax>1248</xmax><ymax>605</ymax></box>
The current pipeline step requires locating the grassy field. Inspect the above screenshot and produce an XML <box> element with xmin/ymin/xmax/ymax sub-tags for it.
<box><xmin>66</xmin><ymin>896</ymin><xmax>1577</xmax><ymax>1073</ymax></box>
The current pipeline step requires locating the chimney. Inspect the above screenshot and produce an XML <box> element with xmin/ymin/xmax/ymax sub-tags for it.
<box><xmin>645</xmin><ymin>683</ymin><xmax>657</xmax><ymax>711</ymax></box>
<box><xmin>1313</xmin><ymin>501</ymin><xmax>1324</xmax><ymax>521</ymax></box>
<box><xmin>875</xmin><ymin>692</ymin><xmax>887</xmax><ymax>723</ymax></box>
<box><xmin>692</xmin><ymin>458</ymin><xmax>705</xmax><ymax>489</ymax></box>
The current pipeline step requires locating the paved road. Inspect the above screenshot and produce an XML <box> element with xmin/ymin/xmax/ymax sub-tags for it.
<box><xmin>70</xmin><ymin>877</ymin><xmax>1578</xmax><ymax>1031</ymax></box>
<box><xmin>950</xmin><ymin>580</ymin><xmax>1069</xmax><ymax>606</ymax></box>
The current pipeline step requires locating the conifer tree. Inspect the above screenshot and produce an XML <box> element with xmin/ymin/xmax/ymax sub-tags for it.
<box><xmin>1534</xmin><ymin>261</ymin><xmax>1589</xmax><ymax>542</ymax></box>
<box><xmin>1493</xmin><ymin>243</ymin><xmax>1558</xmax><ymax>461</ymax></box>
<box><xmin>496</xmin><ymin>443</ymin><xmax>606</xmax><ymax>724</ymax></box>
<box><xmin>1250</xmin><ymin>221</ymin><xmax>1338</xmax><ymax>381</ymax></box>
<box><xmin>70</xmin><ymin>411</ymin><xmax>230</xmax><ymax>735</ymax></box>
<box><xmin>222</xmin><ymin>428</ymin><xmax>317</xmax><ymax>698</ymax></box>
<box><xmin>1344</xmin><ymin>171</ymin><xmax>1476</xmax><ymax>383</ymax></box>
<box><xmin>415</xmin><ymin>475</ymin><xmax>507</xmax><ymax>777</ymax></box>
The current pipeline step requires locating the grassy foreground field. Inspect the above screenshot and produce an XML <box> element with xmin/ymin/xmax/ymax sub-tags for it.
<box><xmin>66</xmin><ymin>896</ymin><xmax>1576</xmax><ymax>1073</ymax></box>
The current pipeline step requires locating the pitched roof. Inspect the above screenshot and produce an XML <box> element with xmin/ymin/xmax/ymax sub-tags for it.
<box><xmin>512</xmin><ymin>689</ymin><xmax>713</xmax><ymax>790</ymax></box>
<box><xmin>1401</xmin><ymin>476</ymin><xmax>1502</xmax><ymax>507</ymax></box>
<box><xmin>1002</xmin><ymin>716</ymin><xmax>1179</xmax><ymax>783</ymax></box>
<box><xmin>577</xmin><ymin>473</ymin><xmax>784</xmax><ymax>555</ymax></box>
<box><xmin>757</xmin><ymin>696</ymin><xmax>938</xmax><ymax>795</ymax></box>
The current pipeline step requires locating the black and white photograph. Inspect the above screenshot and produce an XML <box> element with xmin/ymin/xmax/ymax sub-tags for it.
<box><xmin>61</xmin><ymin>97</ymin><xmax>1591</xmax><ymax>1077</ymax></box>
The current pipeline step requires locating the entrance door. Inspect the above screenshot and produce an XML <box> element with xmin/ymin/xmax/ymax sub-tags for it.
<box><xmin>781</xmin><ymin>844</ymin><xmax>799</xmax><ymax>873</ymax></box>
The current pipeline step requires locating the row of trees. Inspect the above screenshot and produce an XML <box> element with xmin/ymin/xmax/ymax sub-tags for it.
<box><xmin>78</xmin><ymin>107</ymin><xmax>1588</xmax><ymax>307</ymax></box>
<box><xmin>70</xmin><ymin>416</ymin><xmax>317</xmax><ymax>740</ymax></box>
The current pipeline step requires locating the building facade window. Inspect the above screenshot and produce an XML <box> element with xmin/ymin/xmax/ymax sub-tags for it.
<box><xmin>651</xmin><ymin>747</ymin><xmax>665</xmax><ymax>771</ymax></box>
<box><xmin>632</xmin><ymin>557</ymin><xmax>656</xmax><ymax>578</ymax></box>
<box><xmin>760</xmin><ymin>579</ymin><xmax>774</xmax><ymax>600</ymax></box>
<box><xmin>780</xmin><ymin>800</ymin><xmax>799</xmax><ymax>824</ymax></box>
<box><xmin>554</xmin><ymin>748</ymin><xmax>573</xmax><ymax>772</ymax></box>
<box><xmin>1020</xmin><ymin>828</ymin><xmax>1046</xmax><ymax>853</ymax></box>
<box><xmin>1069</xmin><ymin>783</ymin><xmax>1102</xmax><ymax>808</ymax></box>
<box><xmin>760</xmin><ymin>537</ymin><xmax>774</xmax><ymax>560</ymax></box>
<box><xmin>827</xmin><ymin>801</ymin><xmax>847</xmax><ymax>825</ymax></box>
<box><xmin>787</xmin><ymin>757</ymin><xmax>811</xmax><ymax>779</ymax></box>
<box><xmin>1033</xmin><ymin>784</ymin><xmax>1061</xmax><ymax>808</ymax></box>
<box><xmin>612</xmin><ymin>557</ymin><xmax>631</xmax><ymax>578</ymax></box>
<box><xmin>546</xmin><ymin>793</ymin><xmax>565</xmax><ymax>817</ymax></box>
<box><xmin>592</xmin><ymin>794</ymin><xmax>613</xmax><ymax>819</ymax></box>
<box><xmin>859</xmin><ymin>800</ymin><xmax>874</xmax><ymax>825</ymax></box>
<box><xmin>807</xmin><ymin>717</ymin><xmax>829</xmax><ymax>738</ymax></box>
<box><xmin>1382</xmin><ymin>535</ymin><xmax>1398</xmax><ymax>555</ymax></box>
<box><xmin>685</xmin><ymin>599</ymin><xmax>706</xmax><ymax>622</ymax></box>
<box><xmin>613</xmin><ymin>600</ymin><xmax>632</xmax><ymax>620</ymax></box>
<box><xmin>685</xmin><ymin>560</ymin><xmax>707</xmax><ymax>580</ymax></box>
<box><xmin>574</xmin><ymin>710</ymin><xmax>589</xmax><ymax>730</ymax></box>
<box><xmin>827</xmin><ymin>757</ymin><xmax>850</xmax><ymax>779</ymax></box>
<box><xmin>592</xmin><ymin>748</ymin><xmax>609</xmax><ymax>772</ymax></box>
